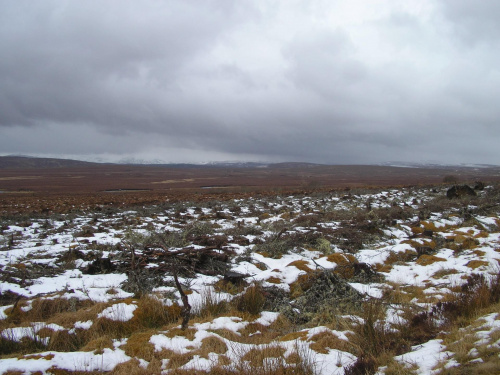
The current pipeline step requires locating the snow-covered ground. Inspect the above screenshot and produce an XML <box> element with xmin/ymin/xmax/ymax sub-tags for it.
<box><xmin>0</xmin><ymin>185</ymin><xmax>499</xmax><ymax>374</ymax></box>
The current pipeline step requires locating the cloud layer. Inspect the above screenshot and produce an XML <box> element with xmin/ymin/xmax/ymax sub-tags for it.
<box><xmin>1</xmin><ymin>0</ymin><xmax>499</xmax><ymax>164</ymax></box>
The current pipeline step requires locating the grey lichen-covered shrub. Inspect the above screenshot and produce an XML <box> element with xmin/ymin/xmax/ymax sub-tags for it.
<box><xmin>315</xmin><ymin>237</ymin><xmax>333</xmax><ymax>254</ymax></box>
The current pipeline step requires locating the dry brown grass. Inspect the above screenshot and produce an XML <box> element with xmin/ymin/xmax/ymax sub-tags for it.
<box><xmin>278</xmin><ymin>331</ymin><xmax>308</xmax><ymax>342</ymax></box>
<box><xmin>213</xmin><ymin>279</ymin><xmax>246</xmax><ymax>295</ymax></box>
<box><xmin>45</xmin><ymin>368</ymin><xmax>103</xmax><ymax>375</ymax></box>
<box><xmin>134</xmin><ymin>294</ymin><xmax>182</xmax><ymax>329</ymax></box>
<box><xmin>401</xmin><ymin>238</ymin><xmax>437</xmax><ymax>250</ymax></box>
<box><xmin>416</xmin><ymin>254</ymin><xmax>446</xmax><ymax>266</ymax></box>
<box><xmin>241</xmin><ymin>345</ymin><xmax>286</xmax><ymax>367</ymax></box>
<box><xmin>375</xmin><ymin>250</ymin><xmax>418</xmax><ymax>272</ymax></box>
<box><xmin>122</xmin><ymin>330</ymin><xmax>156</xmax><ymax>362</ymax></box>
<box><xmin>383</xmin><ymin>359</ymin><xmax>419</xmax><ymax>375</ymax></box>
<box><xmin>45</xmin><ymin>329</ymin><xmax>86</xmax><ymax>352</ymax></box>
<box><xmin>81</xmin><ymin>335</ymin><xmax>114</xmax><ymax>354</ymax></box>
<box><xmin>234</xmin><ymin>284</ymin><xmax>266</xmax><ymax>316</ymax></box>
<box><xmin>289</xmin><ymin>272</ymin><xmax>318</xmax><ymax>299</ymax></box>
<box><xmin>308</xmin><ymin>330</ymin><xmax>355</xmax><ymax>355</ymax></box>
<box><xmin>432</xmin><ymin>268</ymin><xmax>459</xmax><ymax>279</ymax></box>
<box><xmin>449</xmin><ymin>234</ymin><xmax>479</xmax><ymax>253</ymax></box>
<box><xmin>420</xmin><ymin>221</ymin><xmax>439</xmax><ymax>231</ymax></box>
<box><xmin>472</xmin><ymin>249</ymin><xmax>486</xmax><ymax>256</ymax></box>
<box><xmin>466</xmin><ymin>260</ymin><xmax>489</xmax><ymax>269</ymax></box>
<box><xmin>164</xmin><ymin>327</ymin><xmax>197</xmax><ymax>341</ymax></box>
<box><xmin>199</xmin><ymin>336</ymin><xmax>228</xmax><ymax>356</ymax></box>
<box><xmin>435</xmin><ymin>302</ymin><xmax>500</xmax><ymax>374</ymax></box>
<box><xmin>86</xmin><ymin>316</ymin><xmax>136</xmax><ymax>339</ymax></box>
<box><xmin>2</xmin><ymin>297</ymin><xmax>96</xmax><ymax>328</ymax></box>
<box><xmin>196</xmin><ymin>288</ymin><xmax>230</xmax><ymax>319</ymax></box>
<box><xmin>165</xmin><ymin>352</ymin><xmax>195</xmax><ymax>370</ymax></box>
<box><xmin>110</xmin><ymin>358</ymin><xmax>162</xmax><ymax>375</ymax></box>
<box><xmin>411</xmin><ymin>226</ymin><xmax>424</xmax><ymax>235</ymax></box>
<box><xmin>212</xmin><ymin>341</ymin><xmax>316</xmax><ymax>375</ymax></box>
<box><xmin>265</xmin><ymin>276</ymin><xmax>282</xmax><ymax>284</ymax></box>
<box><xmin>381</xmin><ymin>282</ymin><xmax>429</xmax><ymax>304</ymax></box>
<box><xmin>286</xmin><ymin>260</ymin><xmax>313</xmax><ymax>273</ymax></box>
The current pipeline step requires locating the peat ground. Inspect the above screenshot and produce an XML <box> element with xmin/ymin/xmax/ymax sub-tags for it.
<box><xmin>2</xmin><ymin>161</ymin><xmax>500</xmax><ymax>215</ymax></box>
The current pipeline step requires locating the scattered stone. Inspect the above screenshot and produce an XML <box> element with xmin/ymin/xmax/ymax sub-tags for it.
<box><xmin>287</xmin><ymin>270</ymin><xmax>363</xmax><ymax>324</ymax></box>
<box><xmin>351</xmin><ymin>262</ymin><xmax>384</xmax><ymax>283</ymax></box>
<box><xmin>446</xmin><ymin>185</ymin><xmax>476</xmax><ymax>199</ymax></box>
<box><xmin>474</xmin><ymin>181</ymin><xmax>485</xmax><ymax>190</ymax></box>
<box><xmin>416</xmin><ymin>246</ymin><xmax>434</xmax><ymax>256</ymax></box>
<box><xmin>423</xmin><ymin>230</ymin><xmax>434</xmax><ymax>238</ymax></box>
<box><xmin>84</xmin><ymin>257</ymin><xmax>115</xmax><ymax>275</ymax></box>
<box><xmin>223</xmin><ymin>271</ymin><xmax>250</xmax><ymax>285</ymax></box>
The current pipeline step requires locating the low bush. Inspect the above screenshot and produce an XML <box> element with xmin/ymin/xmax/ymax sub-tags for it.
<box><xmin>432</xmin><ymin>272</ymin><xmax>500</xmax><ymax>324</ymax></box>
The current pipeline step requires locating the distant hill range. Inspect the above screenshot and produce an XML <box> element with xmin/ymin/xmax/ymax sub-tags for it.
<box><xmin>2</xmin><ymin>155</ymin><xmax>500</xmax><ymax>197</ymax></box>
<box><xmin>0</xmin><ymin>156</ymin><xmax>98</xmax><ymax>169</ymax></box>
<box><xmin>0</xmin><ymin>156</ymin><xmax>324</xmax><ymax>170</ymax></box>
<box><xmin>0</xmin><ymin>155</ymin><xmax>498</xmax><ymax>171</ymax></box>
<box><xmin>0</xmin><ymin>156</ymin><xmax>271</xmax><ymax>169</ymax></box>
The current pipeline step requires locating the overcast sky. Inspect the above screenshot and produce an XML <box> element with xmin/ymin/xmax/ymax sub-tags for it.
<box><xmin>1</xmin><ymin>1</ymin><xmax>499</xmax><ymax>165</ymax></box>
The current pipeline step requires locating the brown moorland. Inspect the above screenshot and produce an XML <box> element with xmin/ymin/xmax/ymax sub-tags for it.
<box><xmin>1</xmin><ymin>156</ymin><xmax>499</xmax><ymax>215</ymax></box>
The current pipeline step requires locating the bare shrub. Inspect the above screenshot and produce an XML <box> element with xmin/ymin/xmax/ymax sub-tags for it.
<box><xmin>432</xmin><ymin>272</ymin><xmax>500</xmax><ymax>324</ymax></box>
<box><xmin>344</xmin><ymin>354</ymin><xmax>377</xmax><ymax>375</ymax></box>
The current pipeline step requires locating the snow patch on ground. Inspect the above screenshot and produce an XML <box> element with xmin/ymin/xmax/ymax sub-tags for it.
<box><xmin>97</xmin><ymin>303</ymin><xmax>137</xmax><ymax>321</ymax></box>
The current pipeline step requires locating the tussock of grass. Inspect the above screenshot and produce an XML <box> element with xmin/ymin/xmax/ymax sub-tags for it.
<box><xmin>432</xmin><ymin>268</ymin><xmax>459</xmax><ymax>279</ymax></box>
<box><xmin>81</xmin><ymin>335</ymin><xmax>113</xmax><ymax>354</ymax></box>
<box><xmin>199</xmin><ymin>335</ymin><xmax>228</xmax><ymax>356</ymax></box>
<box><xmin>326</xmin><ymin>252</ymin><xmax>357</xmax><ymax>265</ymax></box>
<box><xmin>213</xmin><ymin>279</ymin><xmax>245</xmax><ymax>295</ymax></box>
<box><xmin>435</xmin><ymin>303</ymin><xmax>500</xmax><ymax>374</ymax></box>
<box><xmin>308</xmin><ymin>330</ymin><xmax>354</xmax><ymax>355</ymax></box>
<box><xmin>434</xmin><ymin>273</ymin><xmax>500</xmax><ymax>323</ymax></box>
<box><xmin>278</xmin><ymin>330</ymin><xmax>308</xmax><ymax>342</ymax></box>
<box><xmin>416</xmin><ymin>254</ymin><xmax>446</xmax><ymax>266</ymax></box>
<box><xmin>286</xmin><ymin>260</ymin><xmax>313</xmax><ymax>273</ymax></box>
<box><xmin>165</xmin><ymin>352</ymin><xmax>195</xmax><ymax>369</ymax></box>
<box><xmin>466</xmin><ymin>260</ymin><xmax>489</xmax><ymax>269</ymax></box>
<box><xmin>110</xmin><ymin>358</ymin><xmax>162</xmax><ymax>375</ymax></box>
<box><xmin>344</xmin><ymin>354</ymin><xmax>377</xmax><ymax>375</ymax></box>
<box><xmin>411</xmin><ymin>226</ymin><xmax>424</xmax><ymax>235</ymax></box>
<box><xmin>134</xmin><ymin>294</ymin><xmax>182</xmax><ymax>328</ymax></box>
<box><xmin>383</xmin><ymin>359</ymin><xmax>419</xmax><ymax>375</ymax></box>
<box><xmin>241</xmin><ymin>345</ymin><xmax>286</xmax><ymax>367</ymax></box>
<box><xmin>234</xmin><ymin>284</ymin><xmax>266</xmax><ymax>316</ymax></box>
<box><xmin>265</xmin><ymin>276</ymin><xmax>282</xmax><ymax>284</ymax></box>
<box><xmin>3</xmin><ymin>297</ymin><xmax>93</xmax><ymax>327</ymax></box>
<box><xmin>45</xmin><ymin>329</ymin><xmax>85</xmax><ymax>352</ymax></box>
<box><xmin>196</xmin><ymin>288</ymin><xmax>230</xmax><ymax>319</ymax></box>
<box><xmin>289</xmin><ymin>273</ymin><xmax>317</xmax><ymax>299</ymax></box>
<box><xmin>122</xmin><ymin>330</ymin><xmax>156</xmax><ymax>361</ymax></box>
<box><xmin>164</xmin><ymin>327</ymin><xmax>197</xmax><ymax>341</ymax></box>
<box><xmin>88</xmin><ymin>317</ymin><xmax>135</xmax><ymax>339</ymax></box>
<box><xmin>402</xmin><ymin>238</ymin><xmax>437</xmax><ymax>250</ymax></box>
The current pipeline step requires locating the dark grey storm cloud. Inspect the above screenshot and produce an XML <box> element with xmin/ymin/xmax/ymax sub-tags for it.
<box><xmin>1</xmin><ymin>0</ymin><xmax>499</xmax><ymax>164</ymax></box>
